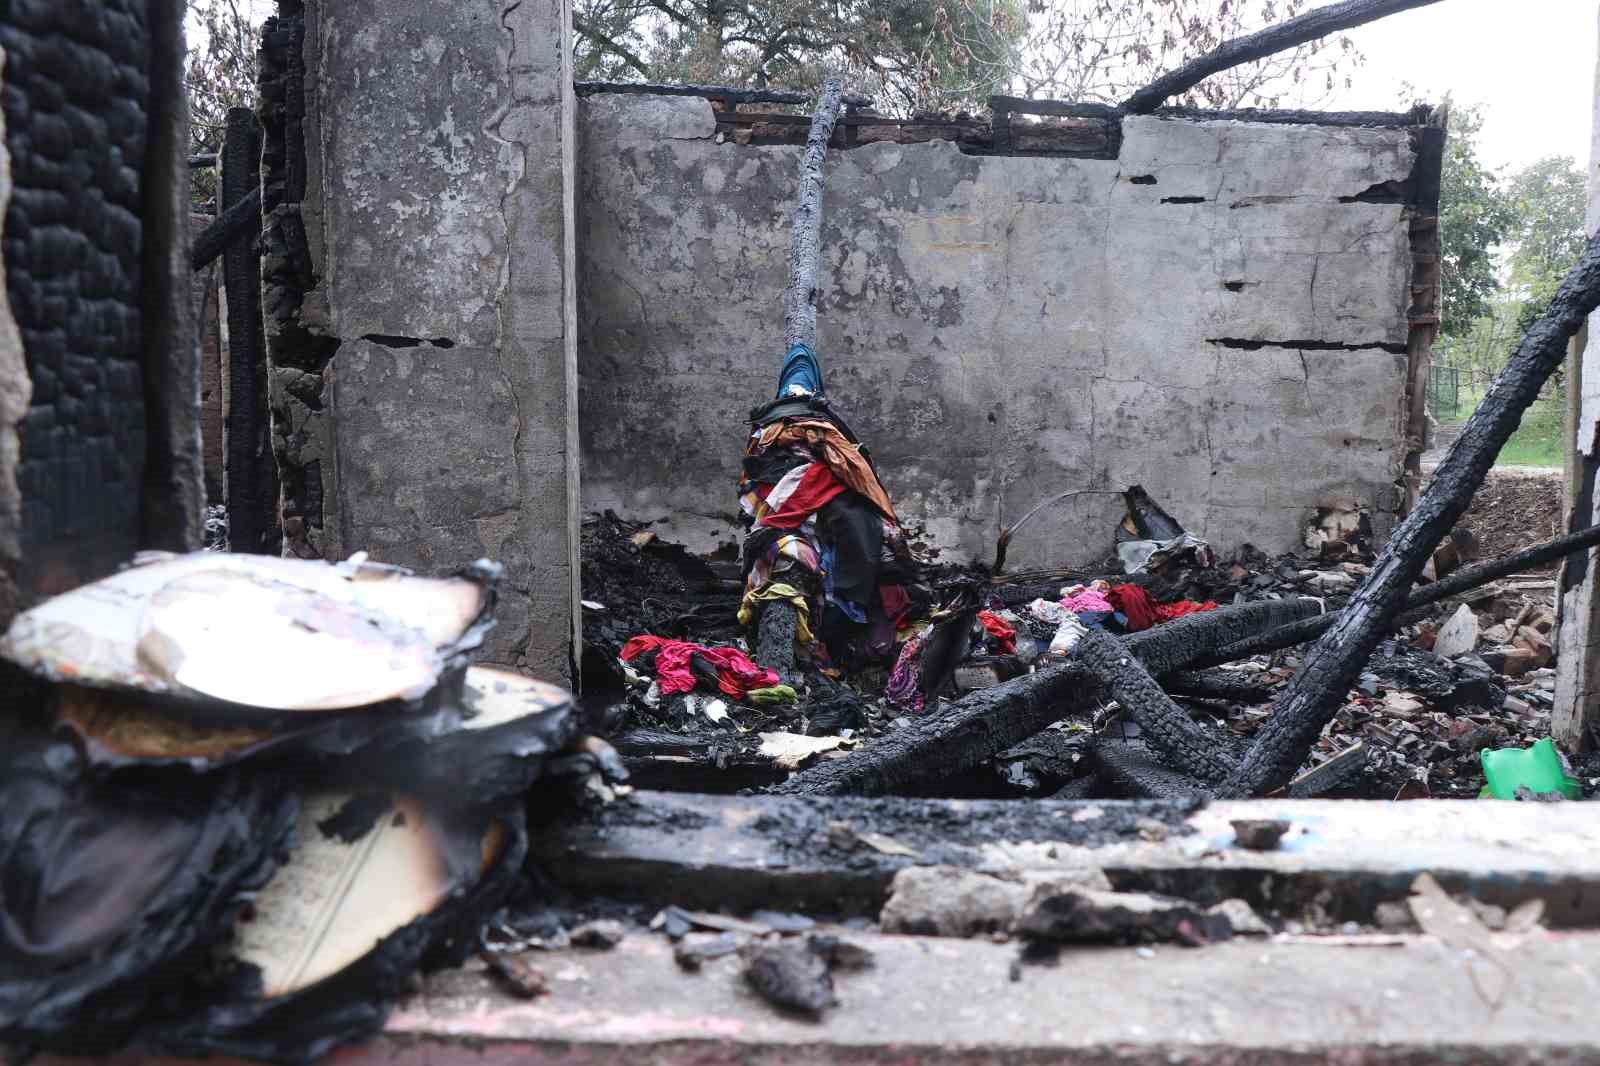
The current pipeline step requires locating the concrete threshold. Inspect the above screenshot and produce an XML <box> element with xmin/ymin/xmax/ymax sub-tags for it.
<box><xmin>536</xmin><ymin>792</ymin><xmax>1600</xmax><ymax>925</ymax></box>
<box><xmin>388</xmin><ymin>928</ymin><xmax>1597</xmax><ymax>1064</ymax></box>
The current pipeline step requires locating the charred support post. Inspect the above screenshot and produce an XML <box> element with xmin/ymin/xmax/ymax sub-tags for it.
<box><xmin>1228</xmin><ymin>234</ymin><xmax>1600</xmax><ymax>796</ymax></box>
<box><xmin>1122</xmin><ymin>0</ymin><xmax>1446</xmax><ymax>114</ymax></box>
<box><xmin>220</xmin><ymin>108</ymin><xmax>278</xmax><ymax>555</ymax></box>
<box><xmin>783</xmin><ymin>77</ymin><xmax>844</xmax><ymax>353</ymax></box>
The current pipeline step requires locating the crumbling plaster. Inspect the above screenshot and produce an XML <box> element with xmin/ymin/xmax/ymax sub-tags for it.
<box><xmin>308</xmin><ymin>0</ymin><xmax>580</xmax><ymax>682</ymax></box>
<box><xmin>577</xmin><ymin>95</ymin><xmax>1416</xmax><ymax>565</ymax></box>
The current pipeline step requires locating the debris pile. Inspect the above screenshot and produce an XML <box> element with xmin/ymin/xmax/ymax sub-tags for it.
<box><xmin>581</xmin><ymin>484</ymin><xmax>1598</xmax><ymax>802</ymax></box>
<box><xmin>0</xmin><ymin>551</ymin><xmax>598</xmax><ymax>1063</ymax></box>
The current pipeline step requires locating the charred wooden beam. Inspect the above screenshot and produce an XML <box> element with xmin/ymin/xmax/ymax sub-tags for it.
<box><xmin>1075</xmin><ymin>629</ymin><xmax>1236</xmax><ymax>785</ymax></box>
<box><xmin>190</xmin><ymin>187</ymin><xmax>264</xmax><ymax>271</ymax></box>
<box><xmin>1226</xmin><ymin>234</ymin><xmax>1600</xmax><ymax>797</ymax></box>
<box><xmin>1163</xmin><ymin>669</ymin><xmax>1275</xmax><ymax>704</ymax></box>
<box><xmin>1152</xmin><ymin>105</ymin><xmax>1429</xmax><ymax>127</ymax></box>
<box><xmin>1122</xmin><ymin>0</ymin><xmax>1446</xmax><ymax>115</ymax></box>
<box><xmin>574</xmin><ymin>80</ymin><xmax>871</xmax><ymax>107</ymax></box>
<box><xmin>1192</xmin><ymin>523</ymin><xmax>1600</xmax><ymax>671</ymax></box>
<box><xmin>783</xmin><ymin>78</ymin><xmax>844</xmax><ymax>352</ymax></box>
<box><xmin>1088</xmin><ymin>740</ymin><xmax>1214</xmax><ymax>800</ymax></box>
<box><xmin>772</xmin><ymin>598</ymin><xmax>1317</xmax><ymax>797</ymax></box>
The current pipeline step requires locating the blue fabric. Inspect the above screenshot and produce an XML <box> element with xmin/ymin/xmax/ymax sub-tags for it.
<box><xmin>820</xmin><ymin>543</ymin><xmax>866</xmax><ymax>623</ymax></box>
<box><xmin>776</xmin><ymin>343</ymin><xmax>824</xmax><ymax>398</ymax></box>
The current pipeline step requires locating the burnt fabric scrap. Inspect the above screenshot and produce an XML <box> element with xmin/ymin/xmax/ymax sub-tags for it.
<box><xmin>0</xmin><ymin>552</ymin><xmax>585</xmax><ymax>1064</ymax></box>
<box><xmin>621</xmin><ymin>635</ymin><xmax>781</xmax><ymax>698</ymax></box>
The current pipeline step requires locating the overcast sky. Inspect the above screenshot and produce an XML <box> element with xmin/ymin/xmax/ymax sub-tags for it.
<box><xmin>1326</xmin><ymin>0</ymin><xmax>1595</xmax><ymax>175</ymax></box>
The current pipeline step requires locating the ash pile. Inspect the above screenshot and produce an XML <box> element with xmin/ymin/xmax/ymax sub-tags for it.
<box><xmin>0</xmin><ymin>551</ymin><xmax>608</xmax><ymax>1064</ymax></box>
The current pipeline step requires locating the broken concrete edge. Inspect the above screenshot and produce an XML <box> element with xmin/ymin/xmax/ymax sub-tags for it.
<box><xmin>235</xmin><ymin>928</ymin><xmax>1600</xmax><ymax>1065</ymax></box>
<box><xmin>534</xmin><ymin>790</ymin><xmax>1600</xmax><ymax>928</ymax></box>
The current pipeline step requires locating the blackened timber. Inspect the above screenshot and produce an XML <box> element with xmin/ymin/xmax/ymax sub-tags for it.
<box><xmin>1122</xmin><ymin>0</ymin><xmax>1445</xmax><ymax>115</ymax></box>
<box><xmin>783</xmin><ymin>78</ymin><xmax>844</xmax><ymax>353</ymax></box>
<box><xmin>190</xmin><ymin>188</ymin><xmax>264</xmax><ymax>271</ymax></box>
<box><xmin>574</xmin><ymin>80</ymin><xmax>872</xmax><ymax>108</ymax></box>
<box><xmin>1153</xmin><ymin>105</ymin><xmax>1428</xmax><ymax>128</ymax></box>
<box><xmin>1226</xmin><ymin>234</ymin><xmax>1600</xmax><ymax>797</ymax></box>
<box><xmin>772</xmin><ymin>598</ymin><xmax>1316</xmax><ymax>797</ymax></box>
<box><xmin>220</xmin><ymin>109</ymin><xmax>279</xmax><ymax>555</ymax></box>
<box><xmin>1076</xmin><ymin>629</ymin><xmax>1237</xmax><ymax>785</ymax></box>
<box><xmin>1192</xmin><ymin>524</ymin><xmax>1600</xmax><ymax>671</ymax></box>
<box><xmin>1089</xmin><ymin>740</ymin><xmax>1213</xmax><ymax>800</ymax></box>
<box><xmin>1163</xmin><ymin>669</ymin><xmax>1274</xmax><ymax>704</ymax></box>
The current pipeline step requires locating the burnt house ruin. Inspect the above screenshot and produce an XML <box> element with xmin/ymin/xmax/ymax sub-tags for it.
<box><xmin>5</xmin><ymin>0</ymin><xmax>1600</xmax><ymax>1062</ymax></box>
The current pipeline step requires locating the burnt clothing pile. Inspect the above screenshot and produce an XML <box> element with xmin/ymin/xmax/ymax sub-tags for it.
<box><xmin>0</xmin><ymin>551</ymin><xmax>584</xmax><ymax>1064</ymax></box>
<box><xmin>738</xmin><ymin>345</ymin><xmax>921</xmax><ymax>670</ymax></box>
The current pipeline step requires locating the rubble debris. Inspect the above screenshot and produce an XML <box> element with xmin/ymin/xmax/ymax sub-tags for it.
<box><xmin>1433</xmin><ymin>603</ymin><xmax>1479</xmax><ymax>659</ymax></box>
<box><xmin>569</xmin><ymin>920</ymin><xmax>626</xmax><ymax>949</ymax></box>
<box><xmin>582</xmin><ymin>474</ymin><xmax>1597</xmax><ymax>802</ymax></box>
<box><xmin>880</xmin><ymin>867</ymin><xmax>1029</xmax><ymax>937</ymax></box>
<box><xmin>808</xmin><ymin>933</ymin><xmax>874</xmax><ymax>971</ymax></box>
<box><xmin>1116</xmin><ymin>486</ymin><xmax>1215</xmax><ymax>576</ymax></box>
<box><xmin>674</xmin><ymin>932</ymin><xmax>743</xmax><ymax>970</ymax></box>
<box><xmin>480</xmin><ymin>952</ymin><xmax>549</xmax><ymax>999</ymax></box>
<box><xmin>741</xmin><ymin>939</ymin><xmax>835</xmax><ymax>1017</ymax></box>
<box><xmin>1229</xmin><ymin>818</ymin><xmax>1291</xmax><ymax>850</ymax></box>
<box><xmin>1014</xmin><ymin>884</ymin><xmax>1232</xmax><ymax>946</ymax></box>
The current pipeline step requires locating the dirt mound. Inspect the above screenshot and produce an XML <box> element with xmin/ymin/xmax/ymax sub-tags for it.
<box><xmin>1456</xmin><ymin>470</ymin><xmax>1564</xmax><ymax>574</ymax></box>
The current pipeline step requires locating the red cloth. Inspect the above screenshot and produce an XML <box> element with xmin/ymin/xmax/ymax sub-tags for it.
<box><xmin>757</xmin><ymin>463</ymin><xmax>848</xmax><ymax>530</ymax></box>
<box><xmin>1107</xmin><ymin>584</ymin><xmax>1217</xmax><ymax>633</ymax></box>
<box><xmin>621</xmin><ymin>635</ymin><xmax>780</xmax><ymax>698</ymax></box>
<box><xmin>977</xmin><ymin>610</ymin><xmax>1017</xmax><ymax>654</ymax></box>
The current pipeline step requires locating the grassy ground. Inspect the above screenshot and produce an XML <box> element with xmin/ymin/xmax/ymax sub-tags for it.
<box><xmin>1436</xmin><ymin>385</ymin><xmax>1564</xmax><ymax>468</ymax></box>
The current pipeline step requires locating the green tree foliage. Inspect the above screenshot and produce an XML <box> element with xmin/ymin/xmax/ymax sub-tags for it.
<box><xmin>184</xmin><ymin>0</ymin><xmax>266</xmax><ymax>203</ymax></box>
<box><xmin>1436</xmin><ymin>104</ymin><xmax>1517</xmax><ymax>340</ymax></box>
<box><xmin>1504</xmin><ymin>155</ymin><xmax>1587</xmax><ymax>336</ymax></box>
<box><xmin>574</xmin><ymin>0</ymin><xmax>1366</xmax><ymax>116</ymax></box>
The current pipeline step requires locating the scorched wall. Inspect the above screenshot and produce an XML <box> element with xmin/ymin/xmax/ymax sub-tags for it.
<box><xmin>577</xmin><ymin>95</ymin><xmax>1424</xmax><ymax>565</ymax></box>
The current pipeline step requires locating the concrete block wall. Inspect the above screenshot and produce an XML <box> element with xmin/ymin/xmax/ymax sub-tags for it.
<box><xmin>301</xmin><ymin>0</ymin><xmax>581</xmax><ymax>682</ymax></box>
<box><xmin>576</xmin><ymin>97</ymin><xmax>1427</xmax><ymax>566</ymax></box>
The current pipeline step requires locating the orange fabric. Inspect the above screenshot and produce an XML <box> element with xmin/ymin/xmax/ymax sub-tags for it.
<box><xmin>766</xmin><ymin>419</ymin><xmax>898</xmax><ymax>524</ymax></box>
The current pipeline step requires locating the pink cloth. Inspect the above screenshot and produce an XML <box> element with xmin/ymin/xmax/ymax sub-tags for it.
<box><xmin>621</xmin><ymin>635</ymin><xmax>780</xmax><ymax>697</ymax></box>
<box><xmin>885</xmin><ymin>636</ymin><xmax>926</xmax><ymax>713</ymax></box>
<box><xmin>1061</xmin><ymin>589</ymin><xmax>1114</xmax><ymax>615</ymax></box>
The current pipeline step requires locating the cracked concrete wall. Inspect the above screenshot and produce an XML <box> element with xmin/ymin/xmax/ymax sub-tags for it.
<box><xmin>307</xmin><ymin>0</ymin><xmax>580</xmax><ymax>683</ymax></box>
<box><xmin>0</xmin><ymin>45</ymin><xmax>26</xmax><ymax>627</ymax></box>
<box><xmin>578</xmin><ymin>96</ymin><xmax>1416</xmax><ymax>565</ymax></box>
